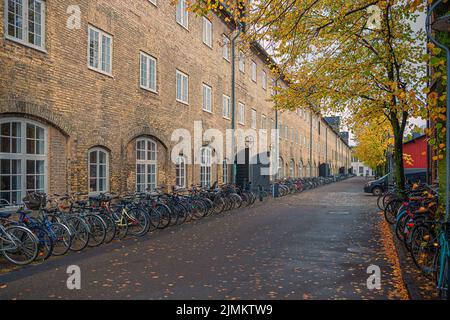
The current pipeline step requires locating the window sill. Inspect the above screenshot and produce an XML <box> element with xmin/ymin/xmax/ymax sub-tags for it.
<box><xmin>223</xmin><ymin>116</ymin><xmax>231</xmax><ymax>120</ymax></box>
<box><xmin>5</xmin><ymin>36</ymin><xmax>47</xmax><ymax>54</ymax></box>
<box><xmin>176</xmin><ymin>21</ymin><xmax>189</xmax><ymax>31</ymax></box>
<box><xmin>203</xmin><ymin>109</ymin><xmax>213</xmax><ymax>114</ymax></box>
<box><xmin>176</xmin><ymin>99</ymin><xmax>189</xmax><ymax>106</ymax></box>
<box><xmin>88</xmin><ymin>66</ymin><xmax>114</xmax><ymax>78</ymax></box>
<box><xmin>140</xmin><ymin>86</ymin><xmax>158</xmax><ymax>94</ymax></box>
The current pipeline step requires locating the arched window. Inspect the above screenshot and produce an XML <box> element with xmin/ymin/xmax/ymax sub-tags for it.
<box><xmin>88</xmin><ymin>148</ymin><xmax>109</xmax><ymax>193</ymax></box>
<box><xmin>299</xmin><ymin>160</ymin><xmax>303</xmax><ymax>177</ymax></box>
<box><xmin>200</xmin><ymin>147</ymin><xmax>212</xmax><ymax>188</ymax></box>
<box><xmin>222</xmin><ymin>159</ymin><xmax>229</xmax><ymax>184</ymax></box>
<box><xmin>136</xmin><ymin>138</ymin><xmax>157</xmax><ymax>192</ymax></box>
<box><xmin>175</xmin><ymin>156</ymin><xmax>186</xmax><ymax>188</ymax></box>
<box><xmin>289</xmin><ymin>160</ymin><xmax>294</xmax><ymax>177</ymax></box>
<box><xmin>0</xmin><ymin>118</ymin><xmax>47</xmax><ymax>204</ymax></box>
<box><xmin>277</xmin><ymin>157</ymin><xmax>284</xmax><ymax>179</ymax></box>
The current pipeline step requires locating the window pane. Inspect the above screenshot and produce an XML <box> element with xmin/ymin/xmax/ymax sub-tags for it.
<box><xmin>90</xmin><ymin>150</ymin><xmax>97</xmax><ymax>163</ymax></box>
<box><xmin>149</xmin><ymin>58</ymin><xmax>156</xmax><ymax>90</ymax></box>
<box><xmin>141</xmin><ymin>54</ymin><xmax>148</xmax><ymax>87</ymax></box>
<box><xmin>90</xmin><ymin>164</ymin><xmax>97</xmax><ymax>178</ymax></box>
<box><xmin>26</xmin><ymin>139</ymin><xmax>35</xmax><ymax>154</ymax></box>
<box><xmin>26</xmin><ymin>124</ymin><xmax>35</xmax><ymax>139</ymax></box>
<box><xmin>89</xmin><ymin>29</ymin><xmax>99</xmax><ymax>68</ymax></box>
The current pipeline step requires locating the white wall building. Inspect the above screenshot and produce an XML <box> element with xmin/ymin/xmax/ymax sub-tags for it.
<box><xmin>351</xmin><ymin>156</ymin><xmax>375</xmax><ymax>177</ymax></box>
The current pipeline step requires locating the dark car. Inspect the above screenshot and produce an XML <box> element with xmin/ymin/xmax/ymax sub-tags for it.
<box><xmin>364</xmin><ymin>174</ymin><xmax>389</xmax><ymax>196</ymax></box>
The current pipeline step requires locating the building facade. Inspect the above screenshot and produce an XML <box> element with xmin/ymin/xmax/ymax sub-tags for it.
<box><xmin>0</xmin><ymin>0</ymin><xmax>351</xmax><ymax>203</ymax></box>
<box><xmin>351</xmin><ymin>156</ymin><xmax>375</xmax><ymax>177</ymax></box>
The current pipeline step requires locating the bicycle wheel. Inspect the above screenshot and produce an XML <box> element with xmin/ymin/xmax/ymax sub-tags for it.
<box><xmin>384</xmin><ymin>199</ymin><xmax>402</xmax><ymax>225</ymax></box>
<box><xmin>50</xmin><ymin>222</ymin><xmax>72</xmax><ymax>256</ymax></box>
<box><xmin>1</xmin><ymin>225</ymin><xmax>39</xmax><ymax>265</ymax></box>
<box><xmin>97</xmin><ymin>213</ymin><xmax>116</xmax><ymax>244</ymax></box>
<box><xmin>66</xmin><ymin>216</ymin><xmax>90</xmax><ymax>251</ymax></box>
<box><xmin>212</xmin><ymin>196</ymin><xmax>225</xmax><ymax>214</ymax></box>
<box><xmin>410</xmin><ymin>224</ymin><xmax>437</xmax><ymax>277</ymax></box>
<box><xmin>155</xmin><ymin>204</ymin><xmax>171</xmax><ymax>229</ymax></box>
<box><xmin>84</xmin><ymin>214</ymin><xmax>107</xmax><ymax>247</ymax></box>
<box><xmin>127</xmin><ymin>207</ymin><xmax>149</xmax><ymax>237</ymax></box>
<box><xmin>115</xmin><ymin>214</ymin><xmax>128</xmax><ymax>239</ymax></box>
<box><xmin>29</xmin><ymin>225</ymin><xmax>53</xmax><ymax>262</ymax></box>
<box><xmin>145</xmin><ymin>207</ymin><xmax>161</xmax><ymax>232</ymax></box>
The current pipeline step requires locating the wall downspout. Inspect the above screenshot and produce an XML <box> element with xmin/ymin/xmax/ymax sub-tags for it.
<box><xmin>231</xmin><ymin>23</ymin><xmax>242</xmax><ymax>184</ymax></box>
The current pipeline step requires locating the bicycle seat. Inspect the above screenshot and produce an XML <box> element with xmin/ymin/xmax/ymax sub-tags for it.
<box><xmin>0</xmin><ymin>211</ymin><xmax>12</xmax><ymax>219</ymax></box>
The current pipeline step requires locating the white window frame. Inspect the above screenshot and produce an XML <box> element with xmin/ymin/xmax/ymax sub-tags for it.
<box><xmin>238</xmin><ymin>102</ymin><xmax>245</xmax><ymax>125</ymax></box>
<box><xmin>251</xmin><ymin>61</ymin><xmax>257</xmax><ymax>82</ymax></box>
<box><xmin>88</xmin><ymin>25</ymin><xmax>113</xmax><ymax>76</ymax></box>
<box><xmin>4</xmin><ymin>0</ymin><xmax>46</xmax><ymax>52</ymax></box>
<box><xmin>238</xmin><ymin>50</ymin><xmax>245</xmax><ymax>73</ymax></box>
<box><xmin>88</xmin><ymin>147</ymin><xmax>109</xmax><ymax>194</ymax></box>
<box><xmin>176</xmin><ymin>69</ymin><xmax>189</xmax><ymax>104</ymax></box>
<box><xmin>0</xmin><ymin>118</ymin><xmax>48</xmax><ymax>204</ymax></box>
<box><xmin>140</xmin><ymin>51</ymin><xmax>157</xmax><ymax>93</ymax></box>
<box><xmin>136</xmin><ymin>138</ymin><xmax>157</xmax><ymax>192</ymax></box>
<box><xmin>176</xmin><ymin>0</ymin><xmax>188</xmax><ymax>29</ymax></box>
<box><xmin>200</xmin><ymin>147</ymin><xmax>212</xmax><ymax>188</ymax></box>
<box><xmin>222</xmin><ymin>94</ymin><xmax>230</xmax><ymax>119</ymax></box>
<box><xmin>175</xmin><ymin>155</ymin><xmax>186</xmax><ymax>188</ymax></box>
<box><xmin>222</xmin><ymin>34</ymin><xmax>230</xmax><ymax>61</ymax></box>
<box><xmin>202</xmin><ymin>17</ymin><xmax>212</xmax><ymax>48</ymax></box>
<box><xmin>251</xmin><ymin>109</ymin><xmax>257</xmax><ymax>129</ymax></box>
<box><xmin>262</xmin><ymin>70</ymin><xmax>267</xmax><ymax>90</ymax></box>
<box><xmin>202</xmin><ymin>83</ymin><xmax>212</xmax><ymax>113</ymax></box>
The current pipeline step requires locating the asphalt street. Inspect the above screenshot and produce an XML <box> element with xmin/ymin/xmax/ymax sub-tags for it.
<box><xmin>0</xmin><ymin>177</ymin><xmax>407</xmax><ymax>300</ymax></box>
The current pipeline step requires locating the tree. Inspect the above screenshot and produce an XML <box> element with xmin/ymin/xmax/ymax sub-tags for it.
<box><xmin>188</xmin><ymin>0</ymin><xmax>427</xmax><ymax>193</ymax></box>
<box><xmin>351</xmin><ymin>115</ymin><xmax>392</xmax><ymax>174</ymax></box>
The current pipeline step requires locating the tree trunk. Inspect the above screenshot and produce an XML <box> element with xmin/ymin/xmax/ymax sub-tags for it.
<box><xmin>392</xmin><ymin>122</ymin><xmax>406</xmax><ymax>195</ymax></box>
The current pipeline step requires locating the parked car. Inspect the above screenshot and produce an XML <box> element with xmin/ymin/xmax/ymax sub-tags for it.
<box><xmin>364</xmin><ymin>174</ymin><xmax>389</xmax><ymax>196</ymax></box>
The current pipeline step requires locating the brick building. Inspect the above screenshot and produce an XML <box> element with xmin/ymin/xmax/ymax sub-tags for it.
<box><xmin>0</xmin><ymin>0</ymin><xmax>351</xmax><ymax>203</ymax></box>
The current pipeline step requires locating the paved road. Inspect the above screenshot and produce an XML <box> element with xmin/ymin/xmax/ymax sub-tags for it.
<box><xmin>0</xmin><ymin>177</ymin><xmax>407</xmax><ymax>300</ymax></box>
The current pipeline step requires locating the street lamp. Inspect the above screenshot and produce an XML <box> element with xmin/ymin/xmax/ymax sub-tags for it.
<box><xmin>426</xmin><ymin>0</ymin><xmax>450</xmax><ymax>223</ymax></box>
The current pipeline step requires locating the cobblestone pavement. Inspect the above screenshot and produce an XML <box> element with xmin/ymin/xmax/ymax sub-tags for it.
<box><xmin>0</xmin><ymin>177</ymin><xmax>408</xmax><ymax>300</ymax></box>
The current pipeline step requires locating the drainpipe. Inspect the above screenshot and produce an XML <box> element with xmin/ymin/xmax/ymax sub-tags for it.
<box><xmin>274</xmin><ymin>75</ymin><xmax>283</xmax><ymax>180</ymax></box>
<box><xmin>231</xmin><ymin>23</ymin><xmax>242</xmax><ymax>184</ymax></box>
<box><xmin>325</xmin><ymin>126</ymin><xmax>328</xmax><ymax>176</ymax></box>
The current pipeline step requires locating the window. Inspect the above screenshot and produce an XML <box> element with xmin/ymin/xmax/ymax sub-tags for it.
<box><xmin>238</xmin><ymin>102</ymin><xmax>245</xmax><ymax>125</ymax></box>
<box><xmin>5</xmin><ymin>0</ymin><xmax>45</xmax><ymax>49</ymax></box>
<box><xmin>88</xmin><ymin>25</ymin><xmax>112</xmax><ymax>75</ymax></box>
<box><xmin>277</xmin><ymin>157</ymin><xmax>284</xmax><ymax>179</ymax></box>
<box><xmin>202</xmin><ymin>17</ymin><xmax>212</xmax><ymax>47</ymax></box>
<box><xmin>0</xmin><ymin>119</ymin><xmax>46</xmax><ymax>204</ymax></box>
<box><xmin>261</xmin><ymin>114</ymin><xmax>267</xmax><ymax>130</ymax></box>
<box><xmin>222</xmin><ymin>159</ymin><xmax>228</xmax><ymax>184</ymax></box>
<box><xmin>202</xmin><ymin>84</ymin><xmax>212</xmax><ymax>112</ymax></box>
<box><xmin>251</xmin><ymin>61</ymin><xmax>257</xmax><ymax>82</ymax></box>
<box><xmin>136</xmin><ymin>138</ymin><xmax>157</xmax><ymax>192</ymax></box>
<box><xmin>251</xmin><ymin>109</ymin><xmax>257</xmax><ymax>129</ymax></box>
<box><xmin>284</xmin><ymin>126</ymin><xmax>288</xmax><ymax>139</ymax></box>
<box><xmin>140</xmin><ymin>52</ymin><xmax>157</xmax><ymax>92</ymax></box>
<box><xmin>200</xmin><ymin>147</ymin><xmax>212</xmax><ymax>188</ymax></box>
<box><xmin>222</xmin><ymin>95</ymin><xmax>230</xmax><ymax>119</ymax></box>
<box><xmin>176</xmin><ymin>70</ymin><xmax>189</xmax><ymax>104</ymax></box>
<box><xmin>299</xmin><ymin>161</ymin><xmax>303</xmax><ymax>177</ymax></box>
<box><xmin>238</xmin><ymin>51</ymin><xmax>245</xmax><ymax>72</ymax></box>
<box><xmin>289</xmin><ymin>160</ymin><xmax>294</xmax><ymax>177</ymax></box>
<box><xmin>262</xmin><ymin>71</ymin><xmax>267</xmax><ymax>90</ymax></box>
<box><xmin>222</xmin><ymin>35</ymin><xmax>230</xmax><ymax>61</ymax></box>
<box><xmin>176</xmin><ymin>0</ymin><xmax>188</xmax><ymax>28</ymax></box>
<box><xmin>88</xmin><ymin>148</ymin><xmax>109</xmax><ymax>193</ymax></box>
<box><xmin>175</xmin><ymin>156</ymin><xmax>186</xmax><ymax>188</ymax></box>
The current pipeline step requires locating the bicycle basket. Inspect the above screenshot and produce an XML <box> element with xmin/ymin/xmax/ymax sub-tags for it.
<box><xmin>23</xmin><ymin>193</ymin><xmax>46</xmax><ymax>210</ymax></box>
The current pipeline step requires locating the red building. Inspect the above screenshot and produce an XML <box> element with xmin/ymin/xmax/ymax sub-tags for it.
<box><xmin>403</xmin><ymin>134</ymin><xmax>428</xmax><ymax>182</ymax></box>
